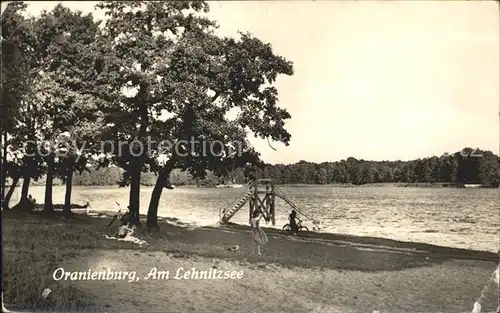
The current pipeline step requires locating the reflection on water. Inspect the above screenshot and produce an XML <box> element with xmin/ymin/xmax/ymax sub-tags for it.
<box><xmin>26</xmin><ymin>185</ymin><xmax>500</xmax><ymax>252</ymax></box>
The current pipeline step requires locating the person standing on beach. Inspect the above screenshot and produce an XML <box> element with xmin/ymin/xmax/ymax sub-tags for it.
<box><xmin>250</xmin><ymin>210</ymin><xmax>268</xmax><ymax>256</ymax></box>
<box><xmin>289</xmin><ymin>210</ymin><xmax>300</xmax><ymax>235</ymax></box>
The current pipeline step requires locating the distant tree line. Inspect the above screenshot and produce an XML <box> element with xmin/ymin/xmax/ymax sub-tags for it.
<box><xmin>27</xmin><ymin>147</ymin><xmax>498</xmax><ymax>188</ymax></box>
<box><xmin>256</xmin><ymin>148</ymin><xmax>499</xmax><ymax>187</ymax></box>
<box><xmin>72</xmin><ymin>168</ymin><xmax>223</xmax><ymax>187</ymax></box>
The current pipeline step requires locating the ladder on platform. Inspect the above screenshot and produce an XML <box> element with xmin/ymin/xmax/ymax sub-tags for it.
<box><xmin>219</xmin><ymin>182</ymin><xmax>255</xmax><ymax>224</ymax></box>
<box><xmin>218</xmin><ymin>178</ymin><xmax>320</xmax><ymax>229</ymax></box>
<box><xmin>221</xmin><ymin>190</ymin><xmax>253</xmax><ymax>223</ymax></box>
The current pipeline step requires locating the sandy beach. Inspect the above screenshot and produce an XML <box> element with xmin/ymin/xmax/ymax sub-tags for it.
<box><xmin>3</xmin><ymin>211</ymin><xmax>499</xmax><ymax>313</ymax></box>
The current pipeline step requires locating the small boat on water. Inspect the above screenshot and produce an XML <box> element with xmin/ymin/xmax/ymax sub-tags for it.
<box><xmin>464</xmin><ymin>184</ymin><xmax>482</xmax><ymax>188</ymax></box>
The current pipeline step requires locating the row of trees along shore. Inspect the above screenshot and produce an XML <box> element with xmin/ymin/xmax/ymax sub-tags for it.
<box><xmin>1</xmin><ymin>2</ymin><xmax>294</xmax><ymax>228</ymax></box>
<box><xmin>2</xmin><ymin>3</ymin><xmax>498</xmax><ymax>230</ymax></box>
<box><xmin>23</xmin><ymin>147</ymin><xmax>500</xmax><ymax>188</ymax></box>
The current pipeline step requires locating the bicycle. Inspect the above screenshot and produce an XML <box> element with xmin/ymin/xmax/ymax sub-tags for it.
<box><xmin>282</xmin><ymin>219</ymin><xmax>309</xmax><ymax>235</ymax></box>
<box><xmin>107</xmin><ymin>202</ymin><xmax>133</xmax><ymax>229</ymax></box>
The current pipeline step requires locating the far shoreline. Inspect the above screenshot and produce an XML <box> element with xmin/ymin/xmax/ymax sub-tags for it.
<box><xmin>15</xmin><ymin>182</ymin><xmax>500</xmax><ymax>189</ymax></box>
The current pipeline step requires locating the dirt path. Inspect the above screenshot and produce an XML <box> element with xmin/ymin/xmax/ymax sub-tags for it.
<box><xmin>60</xmin><ymin>249</ymin><xmax>498</xmax><ymax>313</ymax></box>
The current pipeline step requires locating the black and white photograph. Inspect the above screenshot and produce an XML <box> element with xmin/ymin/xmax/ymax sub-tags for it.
<box><xmin>1</xmin><ymin>1</ymin><xmax>499</xmax><ymax>312</ymax></box>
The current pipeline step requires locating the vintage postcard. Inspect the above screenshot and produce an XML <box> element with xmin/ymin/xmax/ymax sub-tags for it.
<box><xmin>1</xmin><ymin>1</ymin><xmax>499</xmax><ymax>312</ymax></box>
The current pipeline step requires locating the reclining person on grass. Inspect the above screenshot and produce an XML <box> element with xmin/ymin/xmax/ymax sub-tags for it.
<box><xmin>107</xmin><ymin>206</ymin><xmax>134</xmax><ymax>238</ymax></box>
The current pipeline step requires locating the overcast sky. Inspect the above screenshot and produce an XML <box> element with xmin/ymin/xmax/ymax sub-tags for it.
<box><xmin>17</xmin><ymin>1</ymin><xmax>500</xmax><ymax>164</ymax></box>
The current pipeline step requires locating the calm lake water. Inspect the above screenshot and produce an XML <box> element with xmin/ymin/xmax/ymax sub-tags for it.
<box><xmin>24</xmin><ymin>185</ymin><xmax>500</xmax><ymax>252</ymax></box>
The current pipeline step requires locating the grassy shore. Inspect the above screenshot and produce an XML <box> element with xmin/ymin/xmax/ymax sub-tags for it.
<box><xmin>2</xmin><ymin>210</ymin><xmax>499</xmax><ymax>313</ymax></box>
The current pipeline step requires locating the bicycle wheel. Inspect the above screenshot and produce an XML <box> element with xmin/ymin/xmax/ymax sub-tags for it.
<box><xmin>282</xmin><ymin>224</ymin><xmax>292</xmax><ymax>235</ymax></box>
<box><xmin>299</xmin><ymin>225</ymin><xmax>309</xmax><ymax>232</ymax></box>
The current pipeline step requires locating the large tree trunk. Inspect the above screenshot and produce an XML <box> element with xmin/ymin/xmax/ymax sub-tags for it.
<box><xmin>43</xmin><ymin>154</ymin><xmax>55</xmax><ymax>213</ymax></box>
<box><xmin>127</xmin><ymin>89</ymin><xmax>149</xmax><ymax>226</ymax></box>
<box><xmin>3</xmin><ymin>174</ymin><xmax>20</xmax><ymax>210</ymax></box>
<box><xmin>16</xmin><ymin>167</ymin><xmax>32</xmax><ymax>211</ymax></box>
<box><xmin>128</xmin><ymin>162</ymin><xmax>141</xmax><ymax>226</ymax></box>
<box><xmin>146</xmin><ymin>160</ymin><xmax>175</xmax><ymax>228</ymax></box>
<box><xmin>20</xmin><ymin>171</ymin><xmax>30</xmax><ymax>201</ymax></box>
<box><xmin>63</xmin><ymin>159</ymin><xmax>74</xmax><ymax>217</ymax></box>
